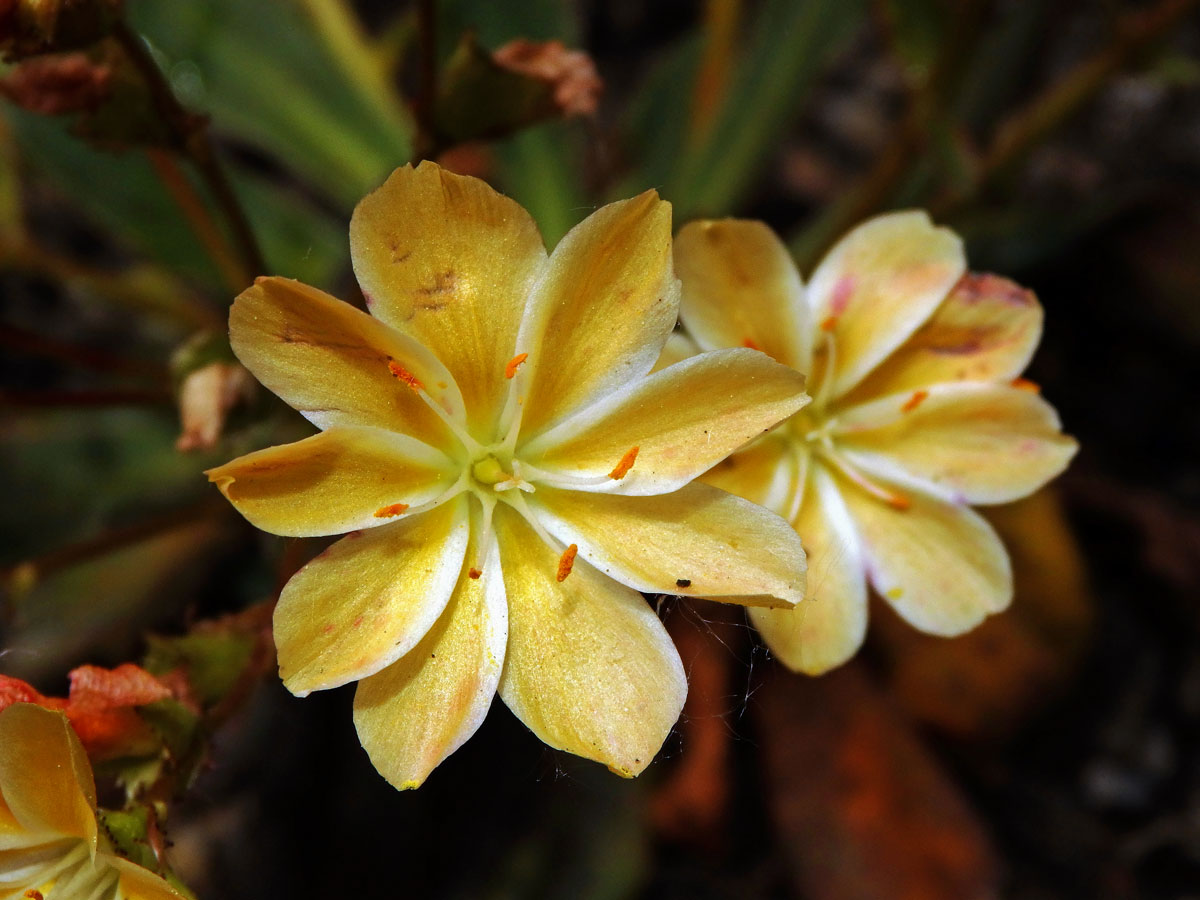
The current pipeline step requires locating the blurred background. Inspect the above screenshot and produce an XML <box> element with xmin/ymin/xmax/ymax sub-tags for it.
<box><xmin>1</xmin><ymin>0</ymin><xmax>1199</xmax><ymax>897</ymax></box>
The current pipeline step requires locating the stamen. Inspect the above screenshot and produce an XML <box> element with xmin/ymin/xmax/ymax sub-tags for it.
<box><xmin>468</xmin><ymin>567</ymin><xmax>482</xmax><ymax>579</ymax></box>
<box><xmin>505</xmin><ymin>353</ymin><xmax>529</xmax><ymax>379</ymax></box>
<box><xmin>810</xmin><ymin>328</ymin><xmax>839</xmax><ymax>412</ymax></box>
<box><xmin>386</xmin><ymin>358</ymin><xmax>482</xmax><ymax>456</ymax></box>
<box><xmin>819</xmin><ymin>446</ymin><xmax>911</xmax><ymax>511</ymax></box>
<box><xmin>820</xmin><ymin>315</ymin><xmax>838</xmax><ymax>332</ymax></box>
<box><xmin>373</xmin><ymin>502</ymin><xmax>409</xmax><ymax>518</ymax></box>
<box><xmin>556</xmin><ymin>544</ymin><xmax>578</xmax><ymax>582</ymax></box>
<box><xmin>470</xmin><ymin>493</ymin><xmax>498</xmax><ymax>578</ymax></box>
<box><xmin>1011</xmin><ymin>377</ymin><xmax>1040</xmax><ymax>392</ymax></box>
<box><xmin>516</xmin><ymin>461</ymin><xmax>614</xmax><ymax>489</ymax></box>
<box><xmin>901</xmin><ymin>390</ymin><xmax>929</xmax><ymax>413</ymax></box>
<box><xmin>607</xmin><ymin>446</ymin><xmax>639</xmax><ymax>480</ymax></box>
<box><xmin>387</xmin><ymin>360</ymin><xmax>424</xmax><ymax>392</ymax></box>
<box><xmin>742</xmin><ymin>338</ymin><xmax>761</xmax><ymax>351</ymax></box>
<box><xmin>785</xmin><ymin>443</ymin><xmax>810</xmax><ymax>523</ymax></box>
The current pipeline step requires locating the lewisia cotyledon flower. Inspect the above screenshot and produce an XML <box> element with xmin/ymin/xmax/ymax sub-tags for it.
<box><xmin>671</xmin><ymin>212</ymin><xmax>1077</xmax><ymax>674</ymax></box>
<box><xmin>0</xmin><ymin>703</ymin><xmax>184</xmax><ymax>900</ymax></box>
<box><xmin>208</xmin><ymin>162</ymin><xmax>810</xmax><ymax>787</ymax></box>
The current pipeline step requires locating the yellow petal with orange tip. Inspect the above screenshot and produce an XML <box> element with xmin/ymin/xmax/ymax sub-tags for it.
<box><xmin>749</xmin><ymin>463</ymin><xmax>867</xmax><ymax>674</ymax></box>
<box><xmin>349</xmin><ymin>161</ymin><xmax>548</xmax><ymax>438</ymax></box>
<box><xmin>515</xmin><ymin>191</ymin><xmax>678</xmax><ymax>437</ymax></box>
<box><xmin>531</xmin><ymin>482</ymin><xmax>806</xmax><ymax>608</ymax></box>
<box><xmin>521</xmin><ymin>347</ymin><xmax>808</xmax><ymax>496</ymax></box>
<box><xmin>836</xmin><ymin>470</ymin><xmax>1012</xmax><ymax>635</ymax></box>
<box><xmin>807</xmin><ymin>210</ymin><xmax>965</xmax><ymax>398</ymax></box>
<box><xmin>494</xmin><ymin>507</ymin><xmax>685</xmax><ymax>777</ymax></box>
<box><xmin>229</xmin><ymin>276</ymin><xmax>463</xmax><ymax>445</ymax></box>
<box><xmin>353</xmin><ymin>523</ymin><xmax>507</xmax><ymax>790</ymax></box>
<box><xmin>206</xmin><ymin>426</ymin><xmax>457</xmax><ymax>538</ymax></box>
<box><xmin>701</xmin><ymin>435</ymin><xmax>800</xmax><ymax>519</ymax></box>
<box><xmin>274</xmin><ymin>497</ymin><xmax>471</xmax><ymax>696</ymax></box>
<box><xmin>111</xmin><ymin>857</ymin><xmax>187</xmax><ymax>900</ymax></box>
<box><xmin>0</xmin><ymin>705</ymin><xmax>96</xmax><ymax>846</ymax></box>
<box><xmin>833</xmin><ymin>383</ymin><xmax>1078</xmax><ymax>505</ymax></box>
<box><xmin>846</xmin><ymin>272</ymin><xmax>1044</xmax><ymax>401</ymax></box>
<box><xmin>675</xmin><ymin>218</ymin><xmax>812</xmax><ymax>372</ymax></box>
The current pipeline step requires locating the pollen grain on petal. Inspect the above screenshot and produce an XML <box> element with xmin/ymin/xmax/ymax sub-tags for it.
<box><xmin>1011</xmin><ymin>377</ymin><xmax>1040</xmax><ymax>392</ymax></box>
<box><xmin>901</xmin><ymin>389</ymin><xmax>929</xmax><ymax>413</ymax></box>
<box><xmin>468</xmin><ymin>567</ymin><xmax>482</xmax><ymax>579</ymax></box>
<box><xmin>820</xmin><ymin>315</ymin><xmax>838</xmax><ymax>332</ymax></box>
<box><xmin>556</xmin><ymin>544</ymin><xmax>578</xmax><ymax>582</ymax></box>
<box><xmin>387</xmin><ymin>359</ymin><xmax>424</xmax><ymax>393</ymax></box>
<box><xmin>373</xmin><ymin>502</ymin><xmax>410</xmax><ymax>518</ymax></box>
<box><xmin>742</xmin><ymin>338</ymin><xmax>761</xmax><ymax>351</ymax></box>
<box><xmin>505</xmin><ymin>352</ymin><xmax>529</xmax><ymax>378</ymax></box>
<box><xmin>608</xmin><ymin>446</ymin><xmax>639</xmax><ymax>480</ymax></box>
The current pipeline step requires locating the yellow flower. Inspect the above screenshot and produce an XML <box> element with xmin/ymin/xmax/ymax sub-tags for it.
<box><xmin>0</xmin><ymin>703</ymin><xmax>184</xmax><ymax>900</ymax></box>
<box><xmin>673</xmin><ymin>212</ymin><xmax>1078</xmax><ymax>674</ymax></box>
<box><xmin>207</xmin><ymin>162</ymin><xmax>809</xmax><ymax>787</ymax></box>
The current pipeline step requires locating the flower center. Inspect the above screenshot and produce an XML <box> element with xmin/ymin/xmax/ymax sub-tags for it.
<box><xmin>469</xmin><ymin>454</ymin><xmax>535</xmax><ymax>494</ymax></box>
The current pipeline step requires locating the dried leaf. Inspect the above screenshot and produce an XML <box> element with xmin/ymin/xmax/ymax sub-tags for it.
<box><xmin>492</xmin><ymin>39</ymin><xmax>602</xmax><ymax>118</ymax></box>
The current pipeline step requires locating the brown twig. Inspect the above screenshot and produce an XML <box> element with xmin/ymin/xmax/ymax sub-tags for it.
<box><xmin>0</xmin><ymin>387</ymin><xmax>173</xmax><ymax>407</ymax></box>
<box><xmin>111</xmin><ymin>20</ymin><xmax>266</xmax><ymax>285</ymax></box>
<box><xmin>0</xmin><ymin>322</ymin><xmax>167</xmax><ymax>379</ymax></box>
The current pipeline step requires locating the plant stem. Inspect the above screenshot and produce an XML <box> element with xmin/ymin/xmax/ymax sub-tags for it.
<box><xmin>111</xmin><ymin>20</ymin><xmax>267</xmax><ymax>285</ymax></box>
<box><xmin>0</xmin><ymin>388</ymin><xmax>174</xmax><ymax>408</ymax></box>
<box><xmin>0</xmin><ymin>323</ymin><xmax>167</xmax><ymax>379</ymax></box>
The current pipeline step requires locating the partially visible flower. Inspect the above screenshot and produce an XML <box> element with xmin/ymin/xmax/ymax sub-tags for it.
<box><xmin>0</xmin><ymin>51</ymin><xmax>110</xmax><ymax>114</ymax></box>
<box><xmin>175</xmin><ymin>360</ymin><xmax>255</xmax><ymax>452</ymax></box>
<box><xmin>492</xmin><ymin>39</ymin><xmax>602</xmax><ymax>117</ymax></box>
<box><xmin>0</xmin><ymin>664</ymin><xmax>174</xmax><ymax>761</ymax></box>
<box><xmin>673</xmin><ymin>213</ymin><xmax>1077</xmax><ymax>674</ymax></box>
<box><xmin>208</xmin><ymin>162</ymin><xmax>809</xmax><ymax>787</ymax></box>
<box><xmin>0</xmin><ymin>703</ymin><xmax>184</xmax><ymax>900</ymax></box>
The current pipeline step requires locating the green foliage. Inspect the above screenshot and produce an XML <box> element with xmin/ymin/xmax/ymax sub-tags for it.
<box><xmin>143</xmin><ymin>630</ymin><xmax>256</xmax><ymax>709</ymax></box>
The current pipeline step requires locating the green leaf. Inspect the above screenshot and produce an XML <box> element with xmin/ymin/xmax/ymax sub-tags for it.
<box><xmin>664</xmin><ymin>0</ymin><xmax>868</xmax><ymax>219</ymax></box>
<box><xmin>143</xmin><ymin>631</ymin><xmax>256</xmax><ymax>708</ymax></box>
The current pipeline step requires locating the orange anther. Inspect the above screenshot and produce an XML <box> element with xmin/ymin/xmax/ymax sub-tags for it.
<box><xmin>608</xmin><ymin>446</ymin><xmax>639</xmax><ymax>480</ymax></box>
<box><xmin>505</xmin><ymin>352</ymin><xmax>529</xmax><ymax>378</ymax></box>
<box><xmin>556</xmin><ymin>544</ymin><xmax>578</xmax><ymax>582</ymax></box>
<box><xmin>373</xmin><ymin>503</ymin><xmax>409</xmax><ymax>518</ymax></box>
<box><xmin>901</xmin><ymin>390</ymin><xmax>929</xmax><ymax>413</ymax></box>
<box><xmin>742</xmin><ymin>338</ymin><xmax>761</xmax><ymax>351</ymax></box>
<box><xmin>25</xmin><ymin>891</ymin><xmax>45</xmax><ymax>900</ymax></box>
<box><xmin>468</xmin><ymin>567</ymin><xmax>482</xmax><ymax>580</ymax></box>
<box><xmin>387</xmin><ymin>360</ymin><xmax>424</xmax><ymax>392</ymax></box>
<box><xmin>820</xmin><ymin>315</ymin><xmax>838</xmax><ymax>332</ymax></box>
<box><xmin>1011</xmin><ymin>377</ymin><xmax>1040</xmax><ymax>392</ymax></box>
<box><xmin>886</xmin><ymin>491</ymin><xmax>911</xmax><ymax>511</ymax></box>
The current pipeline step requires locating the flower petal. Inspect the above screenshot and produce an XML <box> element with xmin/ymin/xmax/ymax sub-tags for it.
<box><xmin>274</xmin><ymin>496</ymin><xmax>471</xmax><ymax>696</ymax></box>
<box><xmin>836</xmin><ymin>472</ymin><xmax>1012</xmax><ymax>635</ymax></box>
<box><xmin>206</xmin><ymin>426</ymin><xmax>457</xmax><ymax>538</ymax></box>
<box><xmin>494</xmin><ymin>506</ymin><xmax>685</xmax><ymax>777</ymax></box>
<box><xmin>111</xmin><ymin>858</ymin><xmax>185</xmax><ymax>900</ymax></box>
<box><xmin>515</xmin><ymin>191</ymin><xmax>678</xmax><ymax>437</ymax></box>
<box><xmin>749</xmin><ymin>463</ymin><xmax>867</xmax><ymax>674</ymax></box>
<box><xmin>0</xmin><ymin>705</ymin><xmax>96</xmax><ymax>845</ymax></box>
<box><xmin>350</xmin><ymin>162</ymin><xmax>548</xmax><ymax>437</ymax></box>
<box><xmin>532</xmin><ymin>482</ymin><xmax>806</xmax><ymax>608</ymax></box>
<box><xmin>808</xmin><ymin>211</ymin><xmax>965</xmax><ymax>397</ymax></box>
<box><xmin>230</xmin><ymin>276</ymin><xmax>464</xmax><ymax>444</ymax></box>
<box><xmin>834</xmin><ymin>383</ymin><xmax>1078</xmax><ymax>505</ymax></box>
<box><xmin>847</xmin><ymin>272</ymin><xmax>1043</xmax><ymax>400</ymax></box>
<box><xmin>675</xmin><ymin>219</ymin><xmax>811</xmax><ymax>372</ymax></box>
<box><xmin>521</xmin><ymin>348</ymin><xmax>808</xmax><ymax>495</ymax></box>
<box><xmin>701</xmin><ymin>435</ymin><xmax>800</xmax><ymax>519</ymax></box>
<box><xmin>353</xmin><ymin>523</ymin><xmax>506</xmax><ymax>790</ymax></box>
<box><xmin>651</xmin><ymin>330</ymin><xmax>700</xmax><ymax>373</ymax></box>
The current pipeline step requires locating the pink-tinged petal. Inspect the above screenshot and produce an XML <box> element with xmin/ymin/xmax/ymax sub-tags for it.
<box><xmin>833</xmin><ymin>383</ymin><xmax>1078</xmax><ymax>505</ymax></box>
<box><xmin>495</xmin><ymin>506</ymin><xmax>685</xmax><ymax>777</ymax></box>
<box><xmin>353</xmin><ymin>525</ymin><xmax>507</xmax><ymax>790</ymax></box>
<box><xmin>650</xmin><ymin>330</ymin><xmax>700</xmax><ymax>373</ymax></box>
<box><xmin>229</xmin><ymin>276</ymin><xmax>464</xmax><ymax>444</ymax></box>
<box><xmin>701</xmin><ymin>435</ymin><xmax>801</xmax><ymax>519</ymax></box>
<box><xmin>847</xmin><ymin>272</ymin><xmax>1043</xmax><ymax>400</ymax></box>
<box><xmin>836</xmin><ymin>472</ymin><xmax>1012</xmax><ymax>635</ymax></box>
<box><xmin>206</xmin><ymin>426</ymin><xmax>457</xmax><ymax>538</ymax></box>
<box><xmin>675</xmin><ymin>219</ymin><xmax>812</xmax><ymax>372</ymax></box>
<box><xmin>807</xmin><ymin>211</ymin><xmax>965</xmax><ymax>398</ymax></box>
<box><xmin>274</xmin><ymin>496</ymin><xmax>471</xmax><ymax>696</ymax></box>
<box><xmin>350</xmin><ymin>162</ymin><xmax>548</xmax><ymax>437</ymax></box>
<box><xmin>514</xmin><ymin>191</ymin><xmax>678</xmax><ymax>437</ymax></box>
<box><xmin>0</xmin><ymin>705</ymin><xmax>96</xmax><ymax>845</ymax></box>
<box><xmin>749</xmin><ymin>463</ymin><xmax>867</xmax><ymax>674</ymax></box>
<box><xmin>110</xmin><ymin>857</ymin><xmax>186</xmax><ymax>900</ymax></box>
<box><xmin>532</xmin><ymin>482</ymin><xmax>806</xmax><ymax>608</ymax></box>
<box><xmin>521</xmin><ymin>348</ymin><xmax>808</xmax><ymax>496</ymax></box>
